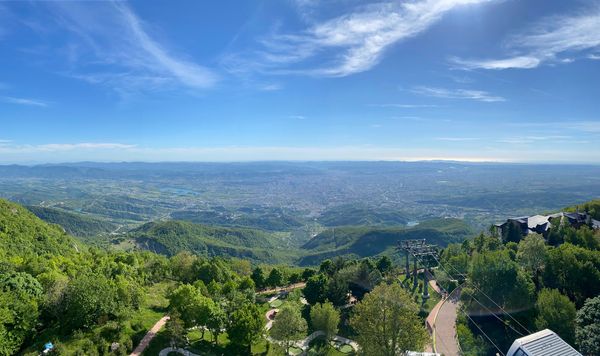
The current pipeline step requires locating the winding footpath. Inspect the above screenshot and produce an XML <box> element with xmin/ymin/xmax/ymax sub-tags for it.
<box><xmin>147</xmin><ymin>286</ymin><xmax>358</xmax><ymax>356</ymax></box>
<box><xmin>130</xmin><ymin>316</ymin><xmax>170</xmax><ymax>356</ymax></box>
<box><xmin>264</xmin><ymin>292</ymin><xmax>359</xmax><ymax>355</ymax></box>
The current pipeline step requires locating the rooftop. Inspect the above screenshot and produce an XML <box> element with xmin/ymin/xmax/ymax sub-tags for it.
<box><xmin>506</xmin><ymin>329</ymin><xmax>581</xmax><ymax>356</ymax></box>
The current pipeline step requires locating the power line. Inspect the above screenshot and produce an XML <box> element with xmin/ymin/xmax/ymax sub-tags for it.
<box><xmin>459</xmin><ymin>305</ymin><xmax>506</xmax><ymax>356</ymax></box>
<box><xmin>405</xmin><ymin>242</ymin><xmax>516</xmax><ymax>355</ymax></box>
<box><xmin>414</xmin><ymin>254</ymin><xmax>506</xmax><ymax>356</ymax></box>
<box><xmin>428</xmin><ymin>256</ymin><xmax>525</xmax><ymax>337</ymax></box>
<box><xmin>431</xmin><ymin>254</ymin><xmax>532</xmax><ymax>335</ymax></box>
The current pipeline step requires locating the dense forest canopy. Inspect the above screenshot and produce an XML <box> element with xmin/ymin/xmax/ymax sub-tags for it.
<box><xmin>1</xmin><ymin>196</ymin><xmax>599</xmax><ymax>355</ymax></box>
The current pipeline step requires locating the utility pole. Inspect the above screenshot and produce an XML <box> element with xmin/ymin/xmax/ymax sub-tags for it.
<box><xmin>397</xmin><ymin>239</ymin><xmax>425</xmax><ymax>282</ymax></box>
<box><xmin>398</xmin><ymin>240</ymin><xmax>439</xmax><ymax>299</ymax></box>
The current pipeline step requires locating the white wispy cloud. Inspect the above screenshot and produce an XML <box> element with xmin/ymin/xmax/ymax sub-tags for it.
<box><xmin>226</xmin><ymin>0</ymin><xmax>495</xmax><ymax>77</ymax></box>
<box><xmin>452</xmin><ymin>7</ymin><xmax>600</xmax><ymax>69</ymax></box>
<box><xmin>508</xmin><ymin>120</ymin><xmax>600</xmax><ymax>134</ymax></box>
<box><xmin>1</xmin><ymin>96</ymin><xmax>48</xmax><ymax>107</ymax></box>
<box><xmin>436</xmin><ymin>137</ymin><xmax>480</xmax><ymax>141</ymax></box>
<box><xmin>47</xmin><ymin>1</ymin><xmax>217</xmax><ymax>92</ymax></box>
<box><xmin>411</xmin><ymin>86</ymin><xmax>505</xmax><ymax>102</ymax></box>
<box><xmin>451</xmin><ymin>56</ymin><xmax>541</xmax><ymax>70</ymax></box>
<box><xmin>288</xmin><ymin>115</ymin><xmax>306</xmax><ymax>120</ymax></box>
<box><xmin>372</xmin><ymin>103</ymin><xmax>439</xmax><ymax>108</ymax></box>
<box><xmin>496</xmin><ymin>135</ymin><xmax>575</xmax><ymax>145</ymax></box>
<box><xmin>260</xmin><ymin>83</ymin><xmax>283</xmax><ymax>91</ymax></box>
<box><xmin>35</xmin><ymin>143</ymin><xmax>137</xmax><ymax>151</ymax></box>
<box><xmin>572</xmin><ymin>121</ymin><xmax>600</xmax><ymax>133</ymax></box>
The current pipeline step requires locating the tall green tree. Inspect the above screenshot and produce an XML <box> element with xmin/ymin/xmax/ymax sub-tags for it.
<box><xmin>167</xmin><ymin>284</ymin><xmax>204</xmax><ymax>328</ymax></box>
<box><xmin>376</xmin><ymin>256</ymin><xmax>392</xmax><ymax>273</ymax></box>
<box><xmin>166</xmin><ymin>312</ymin><xmax>186</xmax><ymax>349</ymax></box>
<box><xmin>441</xmin><ymin>244</ymin><xmax>470</xmax><ymax>278</ymax></box>
<box><xmin>319</xmin><ymin>259</ymin><xmax>334</xmax><ymax>276</ymax></box>
<box><xmin>326</xmin><ymin>277</ymin><xmax>348</xmax><ymax>306</ymax></box>
<box><xmin>302</xmin><ymin>268</ymin><xmax>316</xmax><ymax>281</ymax></box>
<box><xmin>196</xmin><ymin>298</ymin><xmax>215</xmax><ymax>339</ymax></box>
<box><xmin>266</xmin><ymin>268</ymin><xmax>283</xmax><ymax>288</ymax></box>
<box><xmin>466</xmin><ymin>250</ymin><xmax>535</xmax><ymax>314</ymax></box>
<box><xmin>517</xmin><ymin>234</ymin><xmax>548</xmax><ymax>288</ymax></box>
<box><xmin>251</xmin><ymin>267</ymin><xmax>265</xmax><ymax>290</ymax></box>
<box><xmin>207</xmin><ymin>302</ymin><xmax>226</xmax><ymax>346</ymax></box>
<box><xmin>310</xmin><ymin>302</ymin><xmax>340</xmax><ymax>341</ymax></box>
<box><xmin>0</xmin><ymin>290</ymin><xmax>39</xmax><ymax>356</ymax></box>
<box><xmin>270</xmin><ymin>303</ymin><xmax>307</xmax><ymax>354</ymax></box>
<box><xmin>535</xmin><ymin>289</ymin><xmax>576</xmax><ymax>345</ymax></box>
<box><xmin>543</xmin><ymin>243</ymin><xmax>600</xmax><ymax>306</ymax></box>
<box><xmin>303</xmin><ymin>274</ymin><xmax>328</xmax><ymax>305</ymax></box>
<box><xmin>60</xmin><ymin>273</ymin><xmax>118</xmax><ymax>331</ymax></box>
<box><xmin>350</xmin><ymin>283</ymin><xmax>428</xmax><ymax>356</ymax></box>
<box><xmin>576</xmin><ymin>296</ymin><xmax>600</xmax><ymax>356</ymax></box>
<box><xmin>228</xmin><ymin>303</ymin><xmax>263</xmax><ymax>354</ymax></box>
<box><xmin>170</xmin><ymin>252</ymin><xmax>198</xmax><ymax>283</ymax></box>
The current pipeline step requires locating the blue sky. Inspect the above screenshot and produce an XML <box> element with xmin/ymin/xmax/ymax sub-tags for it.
<box><xmin>0</xmin><ymin>0</ymin><xmax>599</xmax><ymax>163</ymax></box>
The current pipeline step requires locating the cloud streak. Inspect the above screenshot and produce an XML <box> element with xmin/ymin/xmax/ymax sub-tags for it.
<box><xmin>1</xmin><ymin>96</ymin><xmax>48</xmax><ymax>107</ymax></box>
<box><xmin>452</xmin><ymin>7</ymin><xmax>600</xmax><ymax>69</ymax></box>
<box><xmin>411</xmin><ymin>86</ymin><xmax>505</xmax><ymax>102</ymax></box>
<box><xmin>372</xmin><ymin>104</ymin><xmax>439</xmax><ymax>108</ymax></box>
<box><xmin>47</xmin><ymin>1</ymin><xmax>217</xmax><ymax>93</ymax></box>
<box><xmin>0</xmin><ymin>142</ymin><xmax>137</xmax><ymax>152</ymax></box>
<box><xmin>226</xmin><ymin>0</ymin><xmax>495</xmax><ymax>77</ymax></box>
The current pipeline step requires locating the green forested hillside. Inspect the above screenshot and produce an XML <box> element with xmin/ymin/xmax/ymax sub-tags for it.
<box><xmin>299</xmin><ymin>218</ymin><xmax>473</xmax><ymax>265</ymax></box>
<box><xmin>0</xmin><ymin>199</ymin><xmax>168</xmax><ymax>355</ymax></box>
<box><xmin>26</xmin><ymin>205</ymin><xmax>117</xmax><ymax>237</ymax></box>
<box><xmin>127</xmin><ymin>220</ymin><xmax>298</xmax><ymax>263</ymax></box>
<box><xmin>124</xmin><ymin>218</ymin><xmax>473</xmax><ymax>266</ymax></box>
<box><xmin>0</xmin><ymin>200</ymin><xmax>79</xmax><ymax>261</ymax></box>
<box><xmin>317</xmin><ymin>205</ymin><xmax>409</xmax><ymax>226</ymax></box>
<box><xmin>171</xmin><ymin>208</ymin><xmax>304</xmax><ymax>231</ymax></box>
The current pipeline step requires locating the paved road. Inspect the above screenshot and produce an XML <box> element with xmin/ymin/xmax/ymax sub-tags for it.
<box><xmin>433</xmin><ymin>287</ymin><xmax>462</xmax><ymax>356</ymax></box>
<box><xmin>256</xmin><ymin>282</ymin><xmax>306</xmax><ymax>295</ymax></box>
<box><xmin>130</xmin><ymin>316</ymin><xmax>170</xmax><ymax>356</ymax></box>
<box><xmin>425</xmin><ymin>279</ymin><xmax>444</xmax><ymax>353</ymax></box>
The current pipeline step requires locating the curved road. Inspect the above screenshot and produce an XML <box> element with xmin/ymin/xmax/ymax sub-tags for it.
<box><xmin>432</xmin><ymin>286</ymin><xmax>462</xmax><ymax>356</ymax></box>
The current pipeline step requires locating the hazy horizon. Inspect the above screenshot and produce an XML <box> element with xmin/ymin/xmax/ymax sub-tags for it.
<box><xmin>4</xmin><ymin>158</ymin><xmax>600</xmax><ymax>166</ymax></box>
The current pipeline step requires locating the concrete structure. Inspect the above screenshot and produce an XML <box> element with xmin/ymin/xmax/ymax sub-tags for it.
<box><xmin>506</xmin><ymin>329</ymin><xmax>582</xmax><ymax>356</ymax></box>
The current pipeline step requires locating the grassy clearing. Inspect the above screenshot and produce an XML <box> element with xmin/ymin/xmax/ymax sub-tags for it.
<box><xmin>339</xmin><ymin>344</ymin><xmax>354</xmax><ymax>353</ymax></box>
<box><xmin>21</xmin><ymin>281</ymin><xmax>173</xmax><ymax>356</ymax></box>
<box><xmin>270</xmin><ymin>299</ymin><xmax>283</xmax><ymax>308</ymax></box>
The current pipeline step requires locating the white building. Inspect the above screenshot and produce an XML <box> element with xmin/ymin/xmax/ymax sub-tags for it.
<box><xmin>506</xmin><ymin>329</ymin><xmax>581</xmax><ymax>356</ymax></box>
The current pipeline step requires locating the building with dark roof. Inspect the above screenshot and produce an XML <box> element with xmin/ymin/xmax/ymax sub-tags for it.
<box><xmin>494</xmin><ymin>211</ymin><xmax>600</xmax><ymax>240</ymax></box>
